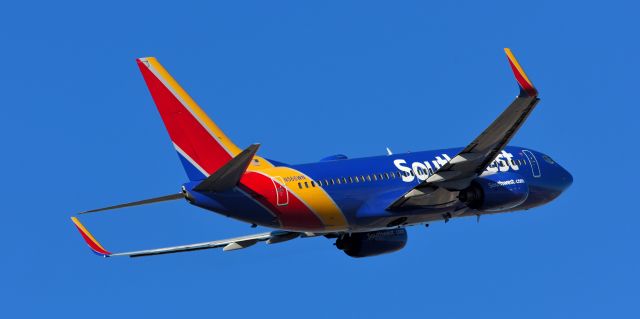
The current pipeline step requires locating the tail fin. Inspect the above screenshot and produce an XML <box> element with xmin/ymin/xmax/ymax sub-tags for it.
<box><xmin>137</xmin><ymin>57</ymin><xmax>243</xmax><ymax>180</ymax></box>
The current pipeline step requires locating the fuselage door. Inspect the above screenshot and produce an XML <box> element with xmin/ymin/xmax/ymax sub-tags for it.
<box><xmin>522</xmin><ymin>150</ymin><xmax>541</xmax><ymax>178</ymax></box>
<box><xmin>271</xmin><ymin>176</ymin><xmax>289</xmax><ymax>206</ymax></box>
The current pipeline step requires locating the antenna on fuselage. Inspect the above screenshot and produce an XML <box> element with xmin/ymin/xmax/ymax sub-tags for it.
<box><xmin>386</xmin><ymin>147</ymin><xmax>393</xmax><ymax>156</ymax></box>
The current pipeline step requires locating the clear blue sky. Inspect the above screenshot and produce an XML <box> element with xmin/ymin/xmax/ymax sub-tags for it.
<box><xmin>1</xmin><ymin>1</ymin><xmax>637</xmax><ymax>318</ymax></box>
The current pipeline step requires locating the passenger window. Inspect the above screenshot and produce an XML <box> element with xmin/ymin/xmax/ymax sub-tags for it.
<box><xmin>311</xmin><ymin>181</ymin><xmax>316</xmax><ymax>187</ymax></box>
<box><xmin>317</xmin><ymin>180</ymin><xmax>322</xmax><ymax>187</ymax></box>
<box><xmin>336</xmin><ymin>178</ymin><xmax>341</xmax><ymax>185</ymax></box>
<box><xmin>304</xmin><ymin>182</ymin><xmax>309</xmax><ymax>188</ymax></box>
<box><xmin>324</xmin><ymin>179</ymin><xmax>329</xmax><ymax>185</ymax></box>
<box><xmin>298</xmin><ymin>182</ymin><xmax>302</xmax><ymax>189</ymax></box>
<box><xmin>378</xmin><ymin>174</ymin><xmax>384</xmax><ymax>180</ymax></box>
<box><xmin>354</xmin><ymin>176</ymin><xmax>359</xmax><ymax>183</ymax></box>
<box><xmin>342</xmin><ymin>177</ymin><xmax>347</xmax><ymax>184</ymax></box>
<box><xmin>349</xmin><ymin>177</ymin><xmax>353</xmax><ymax>183</ymax></box>
<box><xmin>372</xmin><ymin>174</ymin><xmax>377</xmax><ymax>181</ymax></box>
<box><xmin>366</xmin><ymin>175</ymin><xmax>371</xmax><ymax>181</ymax></box>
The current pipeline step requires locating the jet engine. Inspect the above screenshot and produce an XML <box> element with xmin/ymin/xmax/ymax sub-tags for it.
<box><xmin>335</xmin><ymin>228</ymin><xmax>407</xmax><ymax>258</ymax></box>
<box><xmin>458</xmin><ymin>172</ymin><xmax>529</xmax><ymax>212</ymax></box>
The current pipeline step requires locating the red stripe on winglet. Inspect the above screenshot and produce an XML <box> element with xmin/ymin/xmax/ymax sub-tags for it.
<box><xmin>74</xmin><ymin>225</ymin><xmax>111</xmax><ymax>256</ymax></box>
<box><xmin>507</xmin><ymin>59</ymin><xmax>537</xmax><ymax>96</ymax></box>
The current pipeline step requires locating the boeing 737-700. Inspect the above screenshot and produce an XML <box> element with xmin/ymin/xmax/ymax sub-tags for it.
<box><xmin>71</xmin><ymin>49</ymin><xmax>573</xmax><ymax>258</ymax></box>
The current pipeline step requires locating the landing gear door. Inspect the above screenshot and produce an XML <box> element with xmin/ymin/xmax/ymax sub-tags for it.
<box><xmin>271</xmin><ymin>176</ymin><xmax>289</xmax><ymax>206</ymax></box>
<box><xmin>522</xmin><ymin>150</ymin><xmax>541</xmax><ymax>178</ymax></box>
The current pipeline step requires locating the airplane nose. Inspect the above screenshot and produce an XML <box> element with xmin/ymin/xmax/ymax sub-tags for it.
<box><xmin>558</xmin><ymin>165</ymin><xmax>573</xmax><ymax>191</ymax></box>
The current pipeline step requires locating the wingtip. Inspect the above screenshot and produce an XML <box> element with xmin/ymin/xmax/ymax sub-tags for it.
<box><xmin>71</xmin><ymin>217</ymin><xmax>111</xmax><ymax>257</ymax></box>
<box><xmin>504</xmin><ymin>48</ymin><xmax>538</xmax><ymax>97</ymax></box>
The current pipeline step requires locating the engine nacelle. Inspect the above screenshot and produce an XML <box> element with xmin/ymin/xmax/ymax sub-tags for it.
<box><xmin>459</xmin><ymin>172</ymin><xmax>529</xmax><ymax>212</ymax></box>
<box><xmin>335</xmin><ymin>228</ymin><xmax>407</xmax><ymax>258</ymax></box>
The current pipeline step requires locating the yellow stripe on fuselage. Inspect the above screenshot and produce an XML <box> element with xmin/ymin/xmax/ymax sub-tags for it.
<box><xmin>253</xmin><ymin>167</ymin><xmax>349</xmax><ymax>231</ymax></box>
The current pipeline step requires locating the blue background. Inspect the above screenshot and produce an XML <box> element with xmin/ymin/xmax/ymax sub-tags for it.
<box><xmin>1</xmin><ymin>1</ymin><xmax>637</xmax><ymax>318</ymax></box>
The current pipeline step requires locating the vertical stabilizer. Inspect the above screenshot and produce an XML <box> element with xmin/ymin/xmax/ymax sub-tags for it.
<box><xmin>137</xmin><ymin>57</ymin><xmax>245</xmax><ymax>180</ymax></box>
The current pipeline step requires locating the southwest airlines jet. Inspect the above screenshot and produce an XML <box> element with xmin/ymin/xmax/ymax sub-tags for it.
<box><xmin>72</xmin><ymin>49</ymin><xmax>572</xmax><ymax>258</ymax></box>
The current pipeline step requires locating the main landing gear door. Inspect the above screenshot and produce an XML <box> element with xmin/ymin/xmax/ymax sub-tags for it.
<box><xmin>271</xmin><ymin>176</ymin><xmax>289</xmax><ymax>206</ymax></box>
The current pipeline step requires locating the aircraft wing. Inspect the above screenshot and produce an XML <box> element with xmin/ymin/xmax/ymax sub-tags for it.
<box><xmin>388</xmin><ymin>48</ymin><xmax>539</xmax><ymax>210</ymax></box>
<box><xmin>71</xmin><ymin>217</ymin><xmax>306</xmax><ymax>258</ymax></box>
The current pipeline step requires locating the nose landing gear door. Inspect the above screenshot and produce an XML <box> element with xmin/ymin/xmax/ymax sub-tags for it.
<box><xmin>271</xmin><ymin>176</ymin><xmax>289</xmax><ymax>206</ymax></box>
<box><xmin>522</xmin><ymin>150</ymin><xmax>541</xmax><ymax>178</ymax></box>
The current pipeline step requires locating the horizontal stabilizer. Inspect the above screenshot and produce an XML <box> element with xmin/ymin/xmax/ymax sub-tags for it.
<box><xmin>78</xmin><ymin>193</ymin><xmax>185</xmax><ymax>215</ymax></box>
<box><xmin>194</xmin><ymin>144</ymin><xmax>260</xmax><ymax>192</ymax></box>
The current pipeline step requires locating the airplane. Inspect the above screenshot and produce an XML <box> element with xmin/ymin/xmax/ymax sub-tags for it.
<box><xmin>71</xmin><ymin>48</ymin><xmax>573</xmax><ymax>258</ymax></box>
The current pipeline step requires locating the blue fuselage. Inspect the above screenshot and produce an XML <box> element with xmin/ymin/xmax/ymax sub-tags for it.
<box><xmin>184</xmin><ymin>146</ymin><xmax>572</xmax><ymax>232</ymax></box>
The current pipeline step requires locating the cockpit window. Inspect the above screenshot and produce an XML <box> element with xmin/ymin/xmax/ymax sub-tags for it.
<box><xmin>542</xmin><ymin>155</ymin><xmax>556</xmax><ymax>164</ymax></box>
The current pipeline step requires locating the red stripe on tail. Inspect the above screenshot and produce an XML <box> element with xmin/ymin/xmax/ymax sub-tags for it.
<box><xmin>137</xmin><ymin>60</ymin><xmax>233</xmax><ymax>175</ymax></box>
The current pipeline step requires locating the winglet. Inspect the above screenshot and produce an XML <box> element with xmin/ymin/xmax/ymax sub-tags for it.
<box><xmin>71</xmin><ymin>217</ymin><xmax>111</xmax><ymax>257</ymax></box>
<box><xmin>504</xmin><ymin>48</ymin><xmax>538</xmax><ymax>97</ymax></box>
